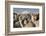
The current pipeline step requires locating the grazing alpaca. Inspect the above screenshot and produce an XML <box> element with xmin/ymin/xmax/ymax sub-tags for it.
<box><xmin>31</xmin><ymin>13</ymin><xmax>39</xmax><ymax>27</ymax></box>
<box><xmin>13</xmin><ymin>13</ymin><xmax>39</xmax><ymax>28</ymax></box>
<box><xmin>21</xmin><ymin>13</ymin><xmax>39</xmax><ymax>27</ymax></box>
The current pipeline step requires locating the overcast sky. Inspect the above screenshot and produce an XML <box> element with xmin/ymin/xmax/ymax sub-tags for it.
<box><xmin>13</xmin><ymin>8</ymin><xmax>39</xmax><ymax>14</ymax></box>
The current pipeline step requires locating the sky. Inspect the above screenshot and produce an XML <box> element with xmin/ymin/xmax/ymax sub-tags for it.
<box><xmin>13</xmin><ymin>8</ymin><xmax>39</xmax><ymax>14</ymax></box>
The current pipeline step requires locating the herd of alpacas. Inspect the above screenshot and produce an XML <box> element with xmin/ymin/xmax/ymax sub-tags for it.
<box><xmin>13</xmin><ymin>13</ymin><xmax>39</xmax><ymax>28</ymax></box>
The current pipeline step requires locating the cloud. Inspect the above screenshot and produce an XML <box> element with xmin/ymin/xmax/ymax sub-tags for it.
<box><xmin>13</xmin><ymin>8</ymin><xmax>39</xmax><ymax>14</ymax></box>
